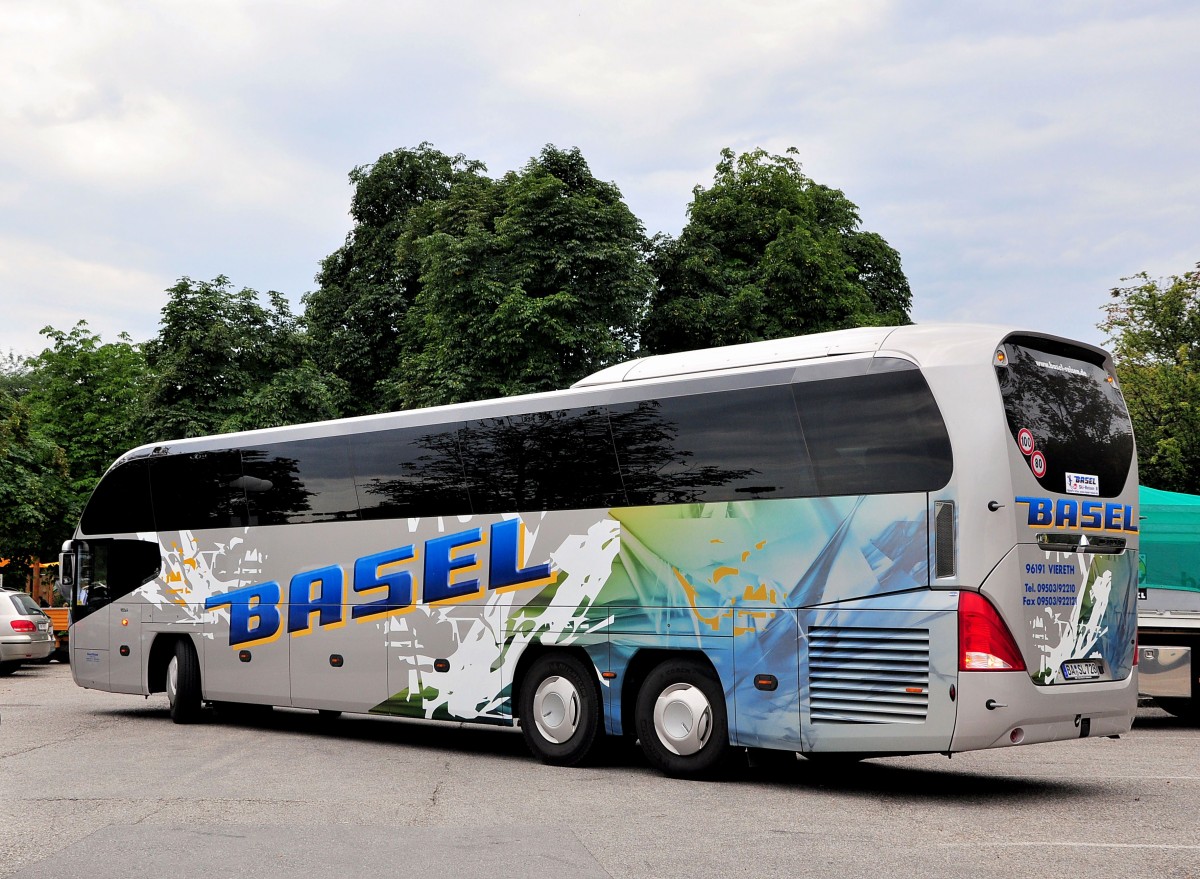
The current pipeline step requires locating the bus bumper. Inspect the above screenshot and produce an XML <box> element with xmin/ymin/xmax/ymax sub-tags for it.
<box><xmin>949</xmin><ymin>669</ymin><xmax>1136</xmax><ymax>752</ymax></box>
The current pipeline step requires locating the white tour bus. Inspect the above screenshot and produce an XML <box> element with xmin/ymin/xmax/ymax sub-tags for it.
<box><xmin>60</xmin><ymin>324</ymin><xmax>1139</xmax><ymax>776</ymax></box>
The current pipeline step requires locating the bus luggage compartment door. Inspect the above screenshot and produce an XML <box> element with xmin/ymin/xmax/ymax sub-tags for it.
<box><xmin>798</xmin><ymin>597</ymin><xmax>958</xmax><ymax>755</ymax></box>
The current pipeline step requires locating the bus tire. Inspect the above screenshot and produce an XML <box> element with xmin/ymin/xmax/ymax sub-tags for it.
<box><xmin>519</xmin><ymin>653</ymin><xmax>603</xmax><ymax>766</ymax></box>
<box><xmin>635</xmin><ymin>658</ymin><xmax>729</xmax><ymax>778</ymax></box>
<box><xmin>167</xmin><ymin>639</ymin><xmax>202</xmax><ymax>724</ymax></box>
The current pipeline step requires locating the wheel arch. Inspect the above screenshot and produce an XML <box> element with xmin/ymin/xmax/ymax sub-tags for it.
<box><xmin>510</xmin><ymin>641</ymin><xmax>599</xmax><ymax>720</ymax></box>
<box><xmin>147</xmin><ymin>632</ymin><xmax>199</xmax><ymax>695</ymax></box>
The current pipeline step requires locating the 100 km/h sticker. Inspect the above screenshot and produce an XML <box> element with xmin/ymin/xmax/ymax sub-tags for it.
<box><xmin>1018</xmin><ymin>428</ymin><xmax>1035</xmax><ymax>455</ymax></box>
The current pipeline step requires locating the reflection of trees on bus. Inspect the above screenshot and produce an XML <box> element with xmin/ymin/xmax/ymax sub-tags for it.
<box><xmin>997</xmin><ymin>344</ymin><xmax>1134</xmax><ymax>491</ymax></box>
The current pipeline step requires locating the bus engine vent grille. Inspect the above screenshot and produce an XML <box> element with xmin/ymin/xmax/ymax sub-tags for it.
<box><xmin>808</xmin><ymin>627</ymin><xmax>930</xmax><ymax>724</ymax></box>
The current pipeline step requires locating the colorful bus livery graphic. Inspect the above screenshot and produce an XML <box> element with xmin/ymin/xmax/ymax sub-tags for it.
<box><xmin>61</xmin><ymin>325</ymin><xmax>1140</xmax><ymax>777</ymax></box>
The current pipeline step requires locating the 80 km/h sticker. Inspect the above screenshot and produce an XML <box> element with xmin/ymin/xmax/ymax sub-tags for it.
<box><xmin>1030</xmin><ymin>450</ymin><xmax>1047</xmax><ymax>478</ymax></box>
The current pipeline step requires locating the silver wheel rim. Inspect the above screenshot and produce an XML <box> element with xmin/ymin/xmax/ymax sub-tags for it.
<box><xmin>532</xmin><ymin>674</ymin><xmax>580</xmax><ymax>744</ymax></box>
<box><xmin>166</xmin><ymin>655</ymin><xmax>178</xmax><ymax>707</ymax></box>
<box><xmin>653</xmin><ymin>682</ymin><xmax>712</xmax><ymax>756</ymax></box>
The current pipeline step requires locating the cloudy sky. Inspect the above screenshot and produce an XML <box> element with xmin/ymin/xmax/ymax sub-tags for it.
<box><xmin>2</xmin><ymin>0</ymin><xmax>1196</xmax><ymax>360</ymax></box>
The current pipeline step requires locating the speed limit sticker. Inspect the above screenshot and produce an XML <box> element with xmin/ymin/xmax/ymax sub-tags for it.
<box><xmin>1017</xmin><ymin>428</ymin><xmax>1035</xmax><ymax>455</ymax></box>
<box><xmin>1030</xmin><ymin>450</ymin><xmax>1047</xmax><ymax>478</ymax></box>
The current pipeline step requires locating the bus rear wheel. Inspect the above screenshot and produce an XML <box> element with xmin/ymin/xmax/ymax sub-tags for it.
<box><xmin>519</xmin><ymin>653</ymin><xmax>603</xmax><ymax>766</ymax></box>
<box><xmin>166</xmin><ymin>639</ymin><xmax>202</xmax><ymax>724</ymax></box>
<box><xmin>635</xmin><ymin>659</ymin><xmax>729</xmax><ymax>778</ymax></box>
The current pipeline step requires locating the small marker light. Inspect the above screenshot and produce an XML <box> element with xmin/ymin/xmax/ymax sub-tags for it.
<box><xmin>1010</xmin><ymin>728</ymin><xmax>1025</xmax><ymax>744</ymax></box>
<box><xmin>121</xmin><ymin>618</ymin><xmax>129</xmax><ymax>626</ymax></box>
<box><xmin>994</xmin><ymin>349</ymin><xmax>1008</xmax><ymax>366</ymax></box>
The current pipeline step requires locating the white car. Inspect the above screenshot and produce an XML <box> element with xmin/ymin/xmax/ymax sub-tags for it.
<box><xmin>0</xmin><ymin>589</ymin><xmax>55</xmax><ymax>675</ymax></box>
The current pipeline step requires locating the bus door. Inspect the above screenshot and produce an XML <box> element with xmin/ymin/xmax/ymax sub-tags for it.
<box><xmin>63</xmin><ymin>541</ymin><xmax>109</xmax><ymax>689</ymax></box>
<box><xmin>62</xmin><ymin>538</ymin><xmax>162</xmax><ymax>692</ymax></box>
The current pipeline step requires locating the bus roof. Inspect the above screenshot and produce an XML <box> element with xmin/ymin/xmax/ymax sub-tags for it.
<box><xmin>112</xmin><ymin>322</ymin><xmax>1108</xmax><ymax>464</ymax></box>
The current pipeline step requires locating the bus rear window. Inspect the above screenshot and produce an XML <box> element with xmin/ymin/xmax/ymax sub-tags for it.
<box><xmin>996</xmin><ymin>337</ymin><xmax>1134</xmax><ymax>498</ymax></box>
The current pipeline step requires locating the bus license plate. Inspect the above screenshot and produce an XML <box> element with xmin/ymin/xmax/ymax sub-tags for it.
<box><xmin>1061</xmin><ymin>660</ymin><xmax>1102</xmax><ymax>680</ymax></box>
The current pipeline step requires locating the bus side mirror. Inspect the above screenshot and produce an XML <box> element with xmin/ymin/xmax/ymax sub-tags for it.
<box><xmin>58</xmin><ymin>553</ymin><xmax>75</xmax><ymax>601</ymax></box>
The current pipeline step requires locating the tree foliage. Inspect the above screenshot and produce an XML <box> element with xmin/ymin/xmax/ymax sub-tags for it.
<box><xmin>392</xmin><ymin>145</ymin><xmax>652</xmax><ymax>408</ymax></box>
<box><xmin>24</xmin><ymin>322</ymin><xmax>148</xmax><ymax>500</ymax></box>
<box><xmin>304</xmin><ymin>144</ymin><xmax>488</xmax><ymax>415</ymax></box>
<box><xmin>0</xmin><ymin>386</ymin><xmax>71</xmax><ymax>567</ymax></box>
<box><xmin>1101</xmin><ymin>264</ymin><xmax>1200</xmax><ymax>493</ymax></box>
<box><xmin>140</xmin><ymin>276</ymin><xmax>314</xmax><ymax>440</ymax></box>
<box><xmin>642</xmin><ymin>147</ymin><xmax>911</xmax><ymax>354</ymax></box>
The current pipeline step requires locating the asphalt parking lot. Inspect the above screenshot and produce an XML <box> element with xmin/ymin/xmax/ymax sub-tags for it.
<box><xmin>2</xmin><ymin>662</ymin><xmax>1198</xmax><ymax>879</ymax></box>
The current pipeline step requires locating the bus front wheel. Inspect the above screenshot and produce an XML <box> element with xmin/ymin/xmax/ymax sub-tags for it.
<box><xmin>635</xmin><ymin>659</ymin><xmax>730</xmax><ymax>778</ymax></box>
<box><xmin>519</xmin><ymin>653</ymin><xmax>603</xmax><ymax>766</ymax></box>
<box><xmin>166</xmin><ymin>639</ymin><xmax>202</xmax><ymax>724</ymax></box>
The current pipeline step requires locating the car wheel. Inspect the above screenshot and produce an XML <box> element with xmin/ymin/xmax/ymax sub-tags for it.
<box><xmin>635</xmin><ymin>658</ymin><xmax>730</xmax><ymax>778</ymax></box>
<box><xmin>519</xmin><ymin>653</ymin><xmax>603</xmax><ymax>766</ymax></box>
<box><xmin>166</xmin><ymin>639</ymin><xmax>202</xmax><ymax>724</ymax></box>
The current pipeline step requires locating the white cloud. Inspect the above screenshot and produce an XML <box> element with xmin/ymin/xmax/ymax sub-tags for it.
<box><xmin>0</xmin><ymin>235</ymin><xmax>167</xmax><ymax>356</ymax></box>
<box><xmin>0</xmin><ymin>0</ymin><xmax>1196</xmax><ymax>357</ymax></box>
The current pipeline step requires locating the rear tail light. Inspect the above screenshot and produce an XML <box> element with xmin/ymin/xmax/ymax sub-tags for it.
<box><xmin>9</xmin><ymin>619</ymin><xmax>37</xmax><ymax>633</ymax></box>
<box><xmin>959</xmin><ymin>591</ymin><xmax>1026</xmax><ymax>671</ymax></box>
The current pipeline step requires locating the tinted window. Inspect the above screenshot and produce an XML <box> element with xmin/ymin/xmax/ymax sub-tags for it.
<box><xmin>72</xmin><ymin>538</ymin><xmax>161</xmax><ymax>620</ymax></box>
<box><xmin>148</xmin><ymin>450</ymin><xmax>247</xmax><ymax>531</ymax></box>
<box><xmin>352</xmin><ymin>427</ymin><xmax>470</xmax><ymax>519</ymax></box>
<box><xmin>241</xmin><ymin>437</ymin><xmax>359</xmax><ymax>525</ymax></box>
<box><xmin>997</xmin><ymin>339</ymin><xmax>1134</xmax><ymax>497</ymax></box>
<box><xmin>80</xmin><ymin>459</ymin><xmax>155</xmax><ymax>535</ymax></box>
<box><xmin>460</xmin><ymin>408</ymin><xmax>626</xmax><ymax>514</ymax></box>
<box><xmin>609</xmin><ymin>385</ymin><xmax>815</xmax><ymax>505</ymax></box>
<box><xmin>10</xmin><ymin>593</ymin><xmax>45</xmax><ymax>616</ymax></box>
<box><xmin>795</xmin><ymin>367</ymin><xmax>952</xmax><ymax>496</ymax></box>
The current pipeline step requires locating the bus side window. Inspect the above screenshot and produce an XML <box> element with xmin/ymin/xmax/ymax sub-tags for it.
<box><xmin>609</xmin><ymin>385</ymin><xmax>815</xmax><ymax>505</ymax></box>
<box><xmin>460</xmin><ymin>407</ymin><xmax>626</xmax><ymax>514</ymax></box>
<box><xmin>352</xmin><ymin>426</ymin><xmax>471</xmax><ymax>520</ymax></box>
<box><xmin>149</xmin><ymin>450</ymin><xmax>248</xmax><ymax>531</ymax></box>
<box><xmin>241</xmin><ymin>437</ymin><xmax>360</xmax><ymax>525</ymax></box>
<box><xmin>794</xmin><ymin>368</ymin><xmax>952</xmax><ymax>496</ymax></box>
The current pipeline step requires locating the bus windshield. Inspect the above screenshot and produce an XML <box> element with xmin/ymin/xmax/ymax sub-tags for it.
<box><xmin>996</xmin><ymin>336</ymin><xmax>1134</xmax><ymax>498</ymax></box>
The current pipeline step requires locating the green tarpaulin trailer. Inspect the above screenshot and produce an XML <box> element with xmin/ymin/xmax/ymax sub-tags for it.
<box><xmin>1138</xmin><ymin>485</ymin><xmax>1200</xmax><ymax>719</ymax></box>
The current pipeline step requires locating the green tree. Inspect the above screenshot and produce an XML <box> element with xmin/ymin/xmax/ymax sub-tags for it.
<box><xmin>642</xmin><ymin>147</ymin><xmax>911</xmax><ymax>354</ymax></box>
<box><xmin>392</xmin><ymin>145</ymin><xmax>652</xmax><ymax>408</ymax></box>
<box><xmin>24</xmin><ymin>322</ymin><xmax>148</xmax><ymax>502</ymax></box>
<box><xmin>141</xmin><ymin>276</ymin><xmax>314</xmax><ymax>440</ymax></box>
<box><xmin>304</xmin><ymin>144</ymin><xmax>488</xmax><ymax>415</ymax></box>
<box><xmin>221</xmin><ymin>362</ymin><xmax>348</xmax><ymax>433</ymax></box>
<box><xmin>0</xmin><ymin>386</ymin><xmax>71</xmax><ymax>569</ymax></box>
<box><xmin>1100</xmin><ymin>263</ymin><xmax>1200</xmax><ymax>493</ymax></box>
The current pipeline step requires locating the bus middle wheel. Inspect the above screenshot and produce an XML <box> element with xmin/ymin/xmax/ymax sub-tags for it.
<box><xmin>636</xmin><ymin>658</ymin><xmax>730</xmax><ymax>778</ymax></box>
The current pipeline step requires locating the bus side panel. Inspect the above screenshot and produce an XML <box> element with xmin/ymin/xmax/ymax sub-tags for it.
<box><xmin>70</xmin><ymin>605</ymin><xmax>109</xmax><ymax>690</ymax></box>
<box><xmin>798</xmin><ymin>591</ymin><xmax>958</xmax><ymax>754</ymax></box>
<box><xmin>731</xmin><ymin>610</ymin><xmax>801</xmax><ymax>749</ymax></box>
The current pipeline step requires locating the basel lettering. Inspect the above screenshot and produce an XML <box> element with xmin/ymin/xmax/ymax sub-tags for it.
<box><xmin>204</xmin><ymin>519</ymin><xmax>554</xmax><ymax>648</ymax></box>
<box><xmin>1014</xmin><ymin>496</ymin><xmax>1138</xmax><ymax>533</ymax></box>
